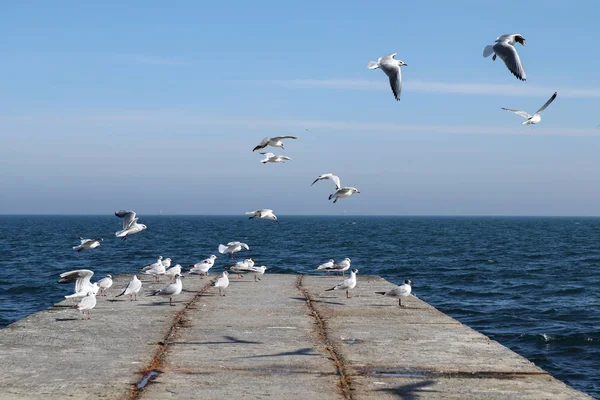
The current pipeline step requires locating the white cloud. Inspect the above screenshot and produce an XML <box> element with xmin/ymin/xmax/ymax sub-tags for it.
<box><xmin>261</xmin><ymin>79</ymin><xmax>600</xmax><ymax>98</ymax></box>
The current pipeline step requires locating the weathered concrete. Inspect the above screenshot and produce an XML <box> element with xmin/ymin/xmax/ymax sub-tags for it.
<box><xmin>0</xmin><ymin>273</ymin><xmax>592</xmax><ymax>399</ymax></box>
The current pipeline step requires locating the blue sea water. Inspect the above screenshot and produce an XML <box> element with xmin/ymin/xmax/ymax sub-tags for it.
<box><xmin>0</xmin><ymin>215</ymin><xmax>599</xmax><ymax>398</ymax></box>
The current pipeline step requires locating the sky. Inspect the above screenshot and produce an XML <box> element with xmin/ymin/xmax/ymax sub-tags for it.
<box><xmin>1</xmin><ymin>1</ymin><xmax>600</xmax><ymax>216</ymax></box>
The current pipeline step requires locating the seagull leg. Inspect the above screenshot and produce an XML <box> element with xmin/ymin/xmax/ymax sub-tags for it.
<box><xmin>170</xmin><ymin>297</ymin><xmax>174</xmax><ymax>306</ymax></box>
<box><xmin>399</xmin><ymin>298</ymin><xmax>403</xmax><ymax>307</ymax></box>
<box><xmin>346</xmin><ymin>290</ymin><xmax>349</xmax><ymax>298</ymax></box>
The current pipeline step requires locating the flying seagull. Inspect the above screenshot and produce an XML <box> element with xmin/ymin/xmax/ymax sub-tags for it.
<box><xmin>260</xmin><ymin>152</ymin><xmax>291</xmax><ymax>164</ymax></box>
<box><xmin>72</xmin><ymin>237</ymin><xmax>103</xmax><ymax>252</ymax></box>
<box><xmin>329</xmin><ymin>187</ymin><xmax>360</xmax><ymax>204</ymax></box>
<box><xmin>252</xmin><ymin>136</ymin><xmax>298</xmax><ymax>152</ymax></box>
<box><xmin>502</xmin><ymin>92</ymin><xmax>558</xmax><ymax>125</ymax></box>
<box><xmin>367</xmin><ymin>53</ymin><xmax>407</xmax><ymax>101</ymax></box>
<box><xmin>58</xmin><ymin>269</ymin><xmax>99</xmax><ymax>299</ymax></box>
<box><xmin>218</xmin><ymin>241</ymin><xmax>250</xmax><ymax>259</ymax></box>
<box><xmin>483</xmin><ymin>34</ymin><xmax>527</xmax><ymax>81</ymax></box>
<box><xmin>376</xmin><ymin>279</ymin><xmax>413</xmax><ymax>307</ymax></box>
<box><xmin>246</xmin><ymin>209</ymin><xmax>278</xmax><ymax>223</ymax></box>
<box><xmin>114</xmin><ymin>210</ymin><xmax>147</xmax><ymax>240</ymax></box>
<box><xmin>311</xmin><ymin>173</ymin><xmax>341</xmax><ymax>190</ymax></box>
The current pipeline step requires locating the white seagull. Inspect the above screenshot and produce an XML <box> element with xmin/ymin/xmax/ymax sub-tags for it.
<box><xmin>501</xmin><ymin>92</ymin><xmax>558</xmax><ymax>125</ymax></box>
<box><xmin>329</xmin><ymin>187</ymin><xmax>360</xmax><ymax>204</ymax></box>
<box><xmin>115</xmin><ymin>275</ymin><xmax>142</xmax><ymax>301</ymax></box>
<box><xmin>72</xmin><ymin>237</ymin><xmax>103</xmax><ymax>252</ymax></box>
<box><xmin>252</xmin><ymin>136</ymin><xmax>298</xmax><ymax>152</ymax></box>
<box><xmin>218</xmin><ymin>241</ymin><xmax>250</xmax><ymax>259</ymax></box>
<box><xmin>212</xmin><ymin>271</ymin><xmax>230</xmax><ymax>296</ymax></box>
<box><xmin>376</xmin><ymin>279</ymin><xmax>413</xmax><ymax>307</ymax></box>
<box><xmin>141</xmin><ymin>256</ymin><xmax>166</xmax><ymax>282</ymax></box>
<box><xmin>58</xmin><ymin>269</ymin><xmax>99</xmax><ymax>300</ymax></box>
<box><xmin>260</xmin><ymin>152</ymin><xmax>291</xmax><ymax>164</ymax></box>
<box><xmin>76</xmin><ymin>292</ymin><xmax>97</xmax><ymax>320</ymax></box>
<box><xmin>326</xmin><ymin>269</ymin><xmax>359</xmax><ymax>298</ymax></box>
<box><xmin>328</xmin><ymin>258</ymin><xmax>352</xmax><ymax>276</ymax></box>
<box><xmin>161</xmin><ymin>257</ymin><xmax>172</xmax><ymax>269</ymax></box>
<box><xmin>188</xmin><ymin>255</ymin><xmax>217</xmax><ymax>278</ymax></box>
<box><xmin>114</xmin><ymin>210</ymin><xmax>147</xmax><ymax>240</ymax></box>
<box><xmin>311</xmin><ymin>173</ymin><xmax>341</xmax><ymax>190</ymax></box>
<box><xmin>225</xmin><ymin>258</ymin><xmax>255</xmax><ymax>278</ymax></box>
<box><xmin>367</xmin><ymin>53</ymin><xmax>407</xmax><ymax>101</ymax></box>
<box><xmin>483</xmin><ymin>34</ymin><xmax>527</xmax><ymax>81</ymax></box>
<box><xmin>316</xmin><ymin>259</ymin><xmax>335</xmax><ymax>275</ymax></box>
<box><xmin>247</xmin><ymin>266</ymin><xmax>268</xmax><ymax>282</ymax></box>
<box><xmin>246</xmin><ymin>209</ymin><xmax>278</xmax><ymax>223</ymax></box>
<box><xmin>149</xmin><ymin>274</ymin><xmax>183</xmax><ymax>306</ymax></box>
<box><xmin>165</xmin><ymin>264</ymin><xmax>183</xmax><ymax>281</ymax></box>
<box><xmin>96</xmin><ymin>274</ymin><xmax>113</xmax><ymax>296</ymax></box>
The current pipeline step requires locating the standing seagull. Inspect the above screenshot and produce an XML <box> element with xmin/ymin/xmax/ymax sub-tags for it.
<box><xmin>76</xmin><ymin>292</ymin><xmax>97</xmax><ymax>320</ymax></box>
<box><xmin>218</xmin><ymin>241</ymin><xmax>250</xmax><ymax>259</ymax></box>
<box><xmin>188</xmin><ymin>255</ymin><xmax>217</xmax><ymax>278</ymax></box>
<box><xmin>246</xmin><ymin>209</ymin><xmax>278</xmax><ymax>223</ymax></box>
<box><xmin>483</xmin><ymin>34</ymin><xmax>527</xmax><ymax>81</ymax></box>
<box><xmin>114</xmin><ymin>210</ymin><xmax>147</xmax><ymax>240</ymax></box>
<box><xmin>212</xmin><ymin>271</ymin><xmax>230</xmax><ymax>296</ymax></box>
<box><xmin>316</xmin><ymin>259</ymin><xmax>335</xmax><ymax>275</ymax></box>
<box><xmin>502</xmin><ymin>92</ymin><xmax>558</xmax><ymax>125</ymax></box>
<box><xmin>326</xmin><ymin>269</ymin><xmax>359</xmax><ymax>298</ymax></box>
<box><xmin>116</xmin><ymin>275</ymin><xmax>142</xmax><ymax>301</ymax></box>
<box><xmin>260</xmin><ymin>152</ymin><xmax>291</xmax><ymax>164</ymax></box>
<box><xmin>329</xmin><ymin>187</ymin><xmax>360</xmax><ymax>204</ymax></box>
<box><xmin>72</xmin><ymin>237</ymin><xmax>103</xmax><ymax>252</ymax></box>
<box><xmin>252</xmin><ymin>136</ymin><xmax>298</xmax><ymax>152</ymax></box>
<box><xmin>149</xmin><ymin>274</ymin><xmax>183</xmax><ymax>306</ymax></box>
<box><xmin>311</xmin><ymin>174</ymin><xmax>341</xmax><ymax>190</ymax></box>
<box><xmin>376</xmin><ymin>279</ymin><xmax>413</xmax><ymax>307</ymax></box>
<box><xmin>367</xmin><ymin>53</ymin><xmax>407</xmax><ymax>101</ymax></box>
<box><xmin>96</xmin><ymin>274</ymin><xmax>113</xmax><ymax>296</ymax></box>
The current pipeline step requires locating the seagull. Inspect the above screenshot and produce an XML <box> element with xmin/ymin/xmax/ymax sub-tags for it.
<box><xmin>326</xmin><ymin>269</ymin><xmax>359</xmax><ymax>298</ymax></box>
<box><xmin>328</xmin><ymin>258</ymin><xmax>352</xmax><ymax>276</ymax></box>
<box><xmin>311</xmin><ymin>174</ymin><xmax>341</xmax><ymax>190</ymax></box>
<box><xmin>76</xmin><ymin>292</ymin><xmax>97</xmax><ymax>320</ymax></box>
<box><xmin>161</xmin><ymin>258</ymin><xmax>172</xmax><ymax>269</ymax></box>
<box><xmin>247</xmin><ymin>266</ymin><xmax>268</xmax><ymax>282</ymax></box>
<box><xmin>188</xmin><ymin>255</ymin><xmax>217</xmax><ymax>278</ymax></box>
<box><xmin>72</xmin><ymin>237</ymin><xmax>103</xmax><ymax>252</ymax></box>
<box><xmin>501</xmin><ymin>92</ymin><xmax>558</xmax><ymax>125</ymax></box>
<box><xmin>225</xmin><ymin>258</ymin><xmax>255</xmax><ymax>278</ymax></box>
<box><xmin>367</xmin><ymin>53</ymin><xmax>407</xmax><ymax>101</ymax></box>
<box><xmin>329</xmin><ymin>187</ymin><xmax>360</xmax><ymax>204</ymax></box>
<box><xmin>483</xmin><ymin>34</ymin><xmax>527</xmax><ymax>81</ymax></box>
<box><xmin>141</xmin><ymin>256</ymin><xmax>166</xmax><ymax>282</ymax></box>
<box><xmin>58</xmin><ymin>269</ymin><xmax>99</xmax><ymax>300</ymax></box>
<box><xmin>252</xmin><ymin>136</ymin><xmax>298</xmax><ymax>152</ymax></box>
<box><xmin>149</xmin><ymin>274</ymin><xmax>183</xmax><ymax>306</ymax></box>
<box><xmin>115</xmin><ymin>275</ymin><xmax>142</xmax><ymax>301</ymax></box>
<box><xmin>316</xmin><ymin>259</ymin><xmax>335</xmax><ymax>275</ymax></box>
<box><xmin>218</xmin><ymin>241</ymin><xmax>250</xmax><ymax>259</ymax></box>
<box><xmin>114</xmin><ymin>210</ymin><xmax>147</xmax><ymax>240</ymax></box>
<box><xmin>375</xmin><ymin>279</ymin><xmax>413</xmax><ymax>307</ymax></box>
<box><xmin>165</xmin><ymin>264</ymin><xmax>183</xmax><ymax>281</ymax></box>
<box><xmin>260</xmin><ymin>152</ymin><xmax>291</xmax><ymax>164</ymax></box>
<box><xmin>96</xmin><ymin>274</ymin><xmax>113</xmax><ymax>296</ymax></box>
<box><xmin>246</xmin><ymin>209</ymin><xmax>278</xmax><ymax>223</ymax></box>
<box><xmin>212</xmin><ymin>271</ymin><xmax>230</xmax><ymax>296</ymax></box>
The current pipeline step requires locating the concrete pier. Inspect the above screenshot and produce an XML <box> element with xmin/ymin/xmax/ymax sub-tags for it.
<box><xmin>0</xmin><ymin>273</ymin><xmax>592</xmax><ymax>399</ymax></box>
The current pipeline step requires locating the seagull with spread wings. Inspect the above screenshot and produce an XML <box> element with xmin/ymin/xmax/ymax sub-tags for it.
<box><xmin>483</xmin><ymin>34</ymin><xmax>527</xmax><ymax>81</ymax></box>
<box><xmin>252</xmin><ymin>136</ymin><xmax>298</xmax><ymax>152</ymax></box>
<box><xmin>367</xmin><ymin>53</ymin><xmax>407</xmax><ymax>101</ymax></box>
<box><xmin>311</xmin><ymin>173</ymin><xmax>341</xmax><ymax>190</ymax></box>
<box><xmin>114</xmin><ymin>210</ymin><xmax>147</xmax><ymax>240</ymax></box>
<box><xmin>502</xmin><ymin>92</ymin><xmax>558</xmax><ymax>125</ymax></box>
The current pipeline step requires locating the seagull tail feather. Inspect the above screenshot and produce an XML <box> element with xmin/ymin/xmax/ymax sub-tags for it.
<box><xmin>483</xmin><ymin>45</ymin><xmax>494</xmax><ymax>58</ymax></box>
<box><xmin>367</xmin><ymin>61</ymin><xmax>379</xmax><ymax>70</ymax></box>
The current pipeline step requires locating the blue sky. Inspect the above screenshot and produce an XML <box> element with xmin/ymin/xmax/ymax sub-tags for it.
<box><xmin>2</xmin><ymin>1</ymin><xmax>600</xmax><ymax>215</ymax></box>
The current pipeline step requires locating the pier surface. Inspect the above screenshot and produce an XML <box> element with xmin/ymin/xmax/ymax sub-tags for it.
<box><xmin>0</xmin><ymin>274</ymin><xmax>592</xmax><ymax>399</ymax></box>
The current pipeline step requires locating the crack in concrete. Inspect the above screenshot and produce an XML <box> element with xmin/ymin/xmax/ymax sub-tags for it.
<box><xmin>129</xmin><ymin>281</ymin><xmax>214</xmax><ymax>399</ymax></box>
<box><xmin>297</xmin><ymin>275</ymin><xmax>353</xmax><ymax>400</ymax></box>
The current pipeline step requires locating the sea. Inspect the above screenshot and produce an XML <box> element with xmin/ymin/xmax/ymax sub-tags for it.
<box><xmin>0</xmin><ymin>215</ymin><xmax>599</xmax><ymax>398</ymax></box>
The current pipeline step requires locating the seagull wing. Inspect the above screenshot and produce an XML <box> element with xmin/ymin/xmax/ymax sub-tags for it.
<box><xmin>58</xmin><ymin>269</ymin><xmax>94</xmax><ymax>293</ymax></box>
<box><xmin>501</xmin><ymin>108</ymin><xmax>532</xmax><ymax>119</ymax></box>
<box><xmin>534</xmin><ymin>92</ymin><xmax>558</xmax><ymax>116</ymax></box>
<box><xmin>115</xmin><ymin>210</ymin><xmax>137</xmax><ymax>229</ymax></box>
<box><xmin>271</xmin><ymin>136</ymin><xmax>298</xmax><ymax>141</ymax></box>
<box><xmin>330</xmin><ymin>175</ymin><xmax>341</xmax><ymax>190</ymax></box>
<box><xmin>378</xmin><ymin>53</ymin><xmax>397</xmax><ymax>63</ymax></box>
<box><xmin>493</xmin><ymin>41</ymin><xmax>526</xmax><ymax>81</ymax></box>
<box><xmin>253</xmin><ymin>137</ymin><xmax>270</xmax><ymax>152</ymax></box>
<box><xmin>381</xmin><ymin>63</ymin><xmax>402</xmax><ymax>101</ymax></box>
